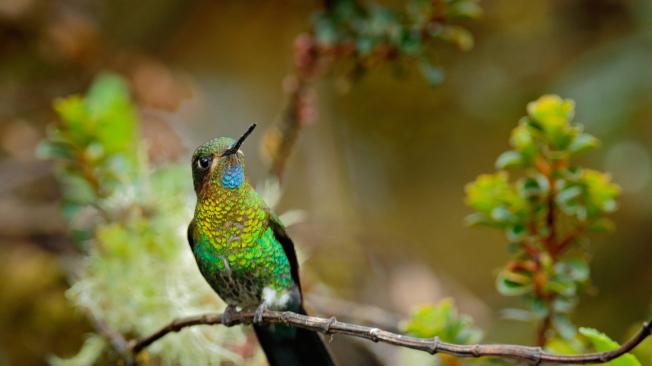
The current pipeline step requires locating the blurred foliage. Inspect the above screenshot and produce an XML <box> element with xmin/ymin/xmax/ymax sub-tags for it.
<box><xmin>39</xmin><ymin>74</ymin><xmax>255</xmax><ymax>365</ymax></box>
<box><xmin>545</xmin><ymin>327</ymin><xmax>642</xmax><ymax>366</ymax></box>
<box><xmin>402</xmin><ymin>299</ymin><xmax>484</xmax><ymax>366</ymax></box>
<box><xmin>466</xmin><ymin>95</ymin><xmax>624</xmax><ymax>347</ymax></box>
<box><xmin>404</xmin><ymin>298</ymin><xmax>482</xmax><ymax>344</ymax></box>
<box><xmin>578</xmin><ymin>328</ymin><xmax>640</xmax><ymax>366</ymax></box>
<box><xmin>311</xmin><ymin>0</ymin><xmax>481</xmax><ymax>86</ymax></box>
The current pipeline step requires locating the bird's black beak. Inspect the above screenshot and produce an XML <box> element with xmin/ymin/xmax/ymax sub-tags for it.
<box><xmin>220</xmin><ymin>123</ymin><xmax>257</xmax><ymax>157</ymax></box>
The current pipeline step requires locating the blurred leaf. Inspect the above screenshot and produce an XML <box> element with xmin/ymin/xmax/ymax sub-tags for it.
<box><xmin>465</xmin><ymin>172</ymin><xmax>525</xmax><ymax>219</ymax></box>
<box><xmin>510</xmin><ymin>121</ymin><xmax>537</xmax><ymax>159</ymax></box>
<box><xmin>439</xmin><ymin>25</ymin><xmax>474</xmax><ymax>51</ymax></box>
<box><xmin>569</xmin><ymin>133</ymin><xmax>600</xmax><ymax>156</ymax></box>
<box><xmin>53</xmin><ymin>96</ymin><xmax>87</xmax><ymax>134</ymax></box>
<box><xmin>556</xmin><ymin>185</ymin><xmax>582</xmax><ymax>215</ymax></box>
<box><xmin>505</xmin><ymin>223</ymin><xmax>526</xmax><ymax>242</ymax></box>
<box><xmin>445</xmin><ymin>0</ymin><xmax>483</xmax><ymax>19</ymax></box>
<box><xmin>526</xmin><ymin>95</ymin><xmax>576</xmax><ymax>149</ymax></box>
<box><xmin>582</xmin><ymin>169</ymin><xmax>621</xmax><ymax>218</ymax></box>
<box><xmin>464</xmin><ymin>212</ymin><xmax>490</xmax><ymax>226</ymax></box>
<box><xmin>86</xmin><ymin>73</ymin><xmax>138</xmax><ymax>158</ymax></box>
<box><xmin>496</xmin><ymin>270</ymin><xmax>532</xmax><ymax>296</ymax></box>
<box><xmin>580</xmin><ymin>328</ymin><xmax>642</xmax><ymax>366</ymax></box>
<box><xmin>398</xmin><ymin>29</ymin><xmax>422</xmax><ymax>55</ymax></box>
<box><xmin>553</xmin><ymin>296</ymin><xmax>578</xmax><ymax>314</ymax></box>
<box><xmin>36</xmin><ymin>141</ymin><xmax>73</xmax><ymax>159</ymax></box>
<box><xmin>491</xmin><ymin>206</ymin><xmax>516</xmax><ymax>223</ymax></box>
<box><xmin>495</xmin><ymin>150</ymin><xmax>523</xmax><ymax>169</ymax></box>
<box><xmin>556</xmin><ymin>258</ymin><xmax>590</xmax><ymax>283</ymax></box>
<box><xmin>518</xmin><ymin>175</ymin><xmax>548</xmax><ymax>199</ymax></box>
<box><xmin>404</xmin><ymin>298</ymin><xmax>482</xmax><ymax>344</ymax></box>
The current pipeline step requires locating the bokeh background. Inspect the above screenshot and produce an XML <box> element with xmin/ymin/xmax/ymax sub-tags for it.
<box><xmin>1</xmin><ymin>0</ymin><xmax>652</xmax><ymax>365</ymax></box>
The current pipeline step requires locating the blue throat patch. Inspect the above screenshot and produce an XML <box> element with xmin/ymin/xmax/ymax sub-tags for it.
<box><xmin>221</xmin><ymin>165</ymin><xmax>244</xmax><ymax>189</ymax></box>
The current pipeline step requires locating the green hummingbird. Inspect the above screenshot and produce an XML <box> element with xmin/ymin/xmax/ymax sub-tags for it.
<box><xmin>187</xmin><ymin>124</ymin><xmax>334</xmax><ymax>366</ymax></box>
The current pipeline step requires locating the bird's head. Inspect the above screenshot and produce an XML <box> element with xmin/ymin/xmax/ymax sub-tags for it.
<box><xmin>191</xmin><ymin>123</ymin><xmax>256</xmax><ymax>196</ymax></box>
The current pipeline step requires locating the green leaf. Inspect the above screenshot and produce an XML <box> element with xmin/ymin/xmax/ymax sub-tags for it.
<box><xmin>582</xmin><ymin>169</ymin><xmax>621</xmax><ymax>218</ymax></box>
<box><xmin>526</xmin><ymin>95</ymin><xmax>576</xmax><ymax>149</ymax></box>
<box><xmin>495</xmin><ymin>150</ymin><xmax>523</xmax><ymax>169</ymax></box>
<box><xmin>53</xmin><ymin>95</ymin><xmax>87</xmax><ymax>131</ymax></box>
<box><xmin>446</xmin><ymin>0</ymin><xmax>483</xmax><ymax>19</ymax></box>
<box><xmin>86</xmin><ymin>73</ymin><xmax>138</xmax><ymax>158</ymax></box>
<box><xmin>556</xmin><ymin>258</ymin><xmax>590</xmax><ymax>283</ymax></box>
<box><xmin>547</xmin><ymin>275</ymin><xmax>577</xmax><ymax>297</ymax></box>
<box><xmin>36</xmin><ymin>141</ymin><xmax>73</xmax><ymax>159</ymax></box>
<box><xmin>496</xmin><ymin>271</ymin><xmax>532</xmax><ymax>296</ymax></box>
<box><xmin>505</xmin><ymin>223</ymin><xmax>526</xmax><ymax>242</ymax></box>
<box><xmin>530</xmin><ymin>297</ymin><xmax>550</xmax><ymax>319</ymax></box>
<box><xmin>569</xmin><ymin>133</ymin><xmax>600</xmax><ymax>155</ymax></box>
<box><xmin>557</xmin><ymin>186</ymin><xmax>582</xmax><ymax>204</ymax></box>
<box><xmin>404</xmin><ymin>299</ymin><xmax>482</xmax><ymax>344</ymax></box>
<box><xmin>491</xmin><ymin>206</ymin><xmax>516</xmax><ymax>223</ymax></box>
<box><xmin>439</xmin><ymin>25</ymin><xmax>474</xmax><ymax>51</ymax></box>
<box><xmin>465</xmin><ymin>172</ymin><xmax>526</xmax><ymax>217</ymax></box>
<box><xmin>398</xmin><ymin>29</ymin><xmax>421</xmax><ymax>55</ymax></box>
<box><xmin>465</xmin><ymin>212</ymin><xmax>491</xmax><ymax>226</ymax></box>
<box><xmin>579</xmin><ymin>328</ymin><xmax>642</xmax><ymax>366</ymax></box>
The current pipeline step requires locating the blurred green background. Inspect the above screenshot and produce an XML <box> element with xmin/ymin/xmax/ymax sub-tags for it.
<box><xmin>1</xmin><ymin>0</ymin><xmax>652</xmax><ymax>365</ymax></box>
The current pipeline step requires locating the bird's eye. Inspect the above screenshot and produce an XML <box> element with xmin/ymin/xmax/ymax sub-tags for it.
<box><xmin>197</xmin><ymin>156</ymin><xmax>212</xmax><ymax>169</ymax></box>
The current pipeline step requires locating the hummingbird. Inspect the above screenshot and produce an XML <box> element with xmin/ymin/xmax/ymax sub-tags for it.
<box><xmin>187</xmin><ymin>124</ymin><xmax>335</xmax><ymax>366</ymax></box>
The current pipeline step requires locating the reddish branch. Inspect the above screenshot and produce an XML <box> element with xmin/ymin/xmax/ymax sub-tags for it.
<box><xmin>127</xmin><ymin>309</ymin><xmax>652</xmax><ymax>365</ymax></box>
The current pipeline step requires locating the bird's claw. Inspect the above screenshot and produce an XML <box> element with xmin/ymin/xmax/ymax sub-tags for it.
<box><xmin>253</xmin><ymin>304</ymin><xmax>267</xmax><ymax>324</ymax></box>
<box><xmin>221</xmin><ymin>305</ymin><xmax>238</xmax><ymax>327</ymax></box>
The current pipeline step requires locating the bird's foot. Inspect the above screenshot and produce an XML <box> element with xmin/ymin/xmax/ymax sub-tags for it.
<box><xmin>221</xmin><ymin>304</ymin><xmax>238</xmax><ymax>327</ymax></box>
<box><xmin>253</xmin><ymin>303</ymin><xmax>267</xmax><ymax>325</ymax></box>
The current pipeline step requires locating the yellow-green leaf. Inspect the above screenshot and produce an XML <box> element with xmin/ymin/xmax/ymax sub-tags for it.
<box><xmin>579</xmin><ymin>327</ymin><xmax>641</xmax><ymax>366</ymax></box>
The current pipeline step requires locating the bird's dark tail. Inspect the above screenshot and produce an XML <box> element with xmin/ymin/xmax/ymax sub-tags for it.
<box><xmin>253</xmin><ymin>304</ymin><xmax>335</xmax><ymax>366</ymax></box>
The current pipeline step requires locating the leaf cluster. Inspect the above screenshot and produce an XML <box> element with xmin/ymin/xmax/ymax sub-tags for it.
<box><xmin>312</xmin><ymin>0</ymin><xmax>481</xmax><ymax>85</ymax></box>
<box><xmin>404</xmin><ymin>298</ymin><xmax>483</xmax><ymax>344</ymax></box>
<box><xmin>465</xmin><ymin>95</ymin><xmax>622</xmax><ymax>345</ymax></box>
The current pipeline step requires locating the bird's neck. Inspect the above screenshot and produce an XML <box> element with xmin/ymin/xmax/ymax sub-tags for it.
<box><xmin>194</xmin><ymin>181</ymin><xmax>266</xmax><ymax>253</ymax></box>
<box><xmin>197</xmin><ymin>181</ymin><xmax>251</xmax><ymax>221</ymax></box>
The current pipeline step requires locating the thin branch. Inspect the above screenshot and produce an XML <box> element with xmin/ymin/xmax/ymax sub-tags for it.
<box><xmin>269</xmin><ymin>81</ymin><xmax>308</xmax><ymax>180</ymax></box>
<box><xmin>305</xmin><ymin>293</ymin><xmax>404</xmax><ymax>332</ymax></box>
<box><xmin>89</xmin><ymin>315</ymin><xmax>134</xmax><ymax>365</ymax></box>
<box><xmin>128</xmin><ymin>310</ymin><xmax>652</xmax><ymax>365</ymax></box>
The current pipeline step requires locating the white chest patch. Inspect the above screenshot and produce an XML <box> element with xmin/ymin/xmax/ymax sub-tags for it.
<box><xmin>262</xmin><ymin>286</ymin><xmax>291</xmax><ymax>309</ymax></box>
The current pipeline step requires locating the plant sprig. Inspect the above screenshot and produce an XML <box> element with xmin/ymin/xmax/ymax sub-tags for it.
<box><xmin>465</xmin><ymin>95</ymin><xmax>621</xmax><ymax>346</ymax></box>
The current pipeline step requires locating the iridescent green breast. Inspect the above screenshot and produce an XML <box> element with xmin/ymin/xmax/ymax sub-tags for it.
<box><xmin>190</xmin><ymin>184</ymin><xmax>295</xmax><ymax>308</ymax></box>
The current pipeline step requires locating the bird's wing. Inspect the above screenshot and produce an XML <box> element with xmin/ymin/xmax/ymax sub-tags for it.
<box><xmin>268</xmin><ymin>213</ymin><xmax>302</xmax><ymax>293</ymax></box>
<box><xmin>187</xmin><ymin>219</ymin><xmax>196</xmax><ymax>249</ymax></box>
